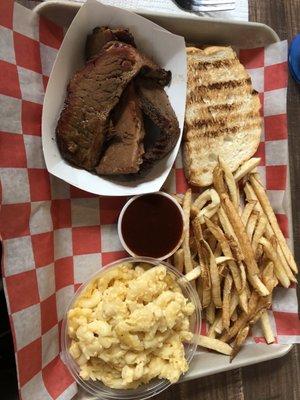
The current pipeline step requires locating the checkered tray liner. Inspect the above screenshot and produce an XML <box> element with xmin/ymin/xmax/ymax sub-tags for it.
<box><xmin>0</xmin><ymin>1</ymin><xmax>299</xmax><ymax>400</ymax></box>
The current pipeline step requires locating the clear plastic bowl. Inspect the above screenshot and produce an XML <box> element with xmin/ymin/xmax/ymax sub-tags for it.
<box><xmin>61</xmin><ymin>257</ymin><xmax>201</xmax><ymax>400</ymax></box>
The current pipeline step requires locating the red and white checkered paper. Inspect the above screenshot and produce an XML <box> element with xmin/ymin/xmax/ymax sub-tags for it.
<box><xmin>0</xmin><ymin>1</ymin><xmax>299</xmax><ymax>400</ymax></box>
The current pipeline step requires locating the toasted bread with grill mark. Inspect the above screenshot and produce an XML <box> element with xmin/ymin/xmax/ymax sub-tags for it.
<box><xmin>184</xmin><ymin>46</ymin><xmax>262</xmax><ymax>187</ymax></box>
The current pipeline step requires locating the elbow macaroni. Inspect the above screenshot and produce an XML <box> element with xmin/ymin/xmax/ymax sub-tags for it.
<box><xmin>67</xmin><ymin>263</ymin><xmax>195</xmax><ymax>389</ymax></box>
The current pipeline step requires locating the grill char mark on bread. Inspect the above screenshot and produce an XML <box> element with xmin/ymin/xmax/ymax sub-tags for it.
<box><xmin>183</xmin><ymin>46</ymin><xmax>262</xmax><ymax>187</ymax></box>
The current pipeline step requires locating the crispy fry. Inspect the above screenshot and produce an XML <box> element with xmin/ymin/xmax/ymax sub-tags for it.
<box><xmin>259</xmin><ymin>237</ymin><xmax>290</xmax><ymax>288</ymax></box>
<box><xmin>261</xmin><ymin>261</ymin><xmax>278</xmax><ymax>292</ymax></box>
<box><xmin>231</xmin><ymin>310</ymin><xmax>238</xmax><ymax>322</ymax></box>
<box><xmin>220</xmin><ymin>193</ymin><xmax>260</xmax><ymax>276</ymax></box>
<box><xmin>260</xmin><ymin>311</ymin><xmax>275</xmax><ymax>344</ymax></box>
<box><xmin>174</xmin><ymin>249</ymin><xmax>184</xmax><ymax>273</ymax></box>
<box><xmin>193</xmin><ymin>335</ymin><xmax>232</xmax><ymax>356</ymax></box>
<box><xmin>238</xmin><ymin>290</ymin><xmax>248</xmax><ymax>314</ymax></box>
<box><xmin>249</xmin><ymin>175</ymin><xmax>298</xmax><ymax>274</ymax></box>
<box><xmin>208</xmin><ymin>313</ymin><xmax>221</xmax><ymax>338</ymax></box>
<box><xmin>246</xmin><ymin>210</ymin><xmax>259</xmax><ymax>241</ymax></box>
<box><xmin>201</xmin><ymin>239</ymin><xmax>222</xmax><ymax>308</ymax></box>
<box><xmin>228</xmin><ymin>236</ymin><xmax>244</xmax><ymax>262</ymax></box>
<box><xmin>214</xmin><ymin>243</ymin><xmax>223</xmax><ymax>258</ymax></box>
<box><xmin>234</xmin><ymin>158</ymin><xmax>261</xmax><ymax>182</ymax></box>
<box><xmin>252</xmin><ymin>213</ymin><xmax>267</xmax><ymax>253</ymax></box>
<box><xmin>222</xmin><ymin>273</ymin><xmax>233</xmax><ymax>331</ymax></box>
<box><xmin>230</xmin><ymin>326</ymin><xmax>250</xmax><ymax>362</ymax></box>
<box><xmin>241</xmin><ymin>201</ymin><xmax>257</xmax><ymax>226</ymax></box>
<box><xmin>182</xmin><ymin>189</ymin><xmax>194</xmax><ymax>275</ymax></box>
<box><xmin>205</xmin><ymin>216</ymin><xmax>243</xmax><ymax>294</ymax></box>
<box><xmin>182</xmin><ymin>266</ymin><xmax>201</xmax><ymax>282</ymax></box>
<box><xmin>213</xmin><ymin>165</ymin><xmax>227</xmax><ymax>198</ymax></box>
<box><xmin>247</xmin><ymin>274</ymin><xmax>270</xmax><ymax>296</ymax></box>
<box><xmin>221</xmin><ymin>291</ymin><xmax>259</xmax><ymax>342</ymax></box>
<box><xmin>215</xmin><ymin>291</ymin><xmax>239</xmax><ymax>334</ymax></box>
<box><xmin>239</xmin><ymin>262</ymin><xmax>247</xmax><ymax>292</ymax></box>
<box><xmin>219</xmin><ymin>156</ymin><xmax>239</xmax><ymax>208</ymax></box>
<box><xmin>206</xmin><ymin>302</ymin><xmax>216</xmax><ymax>325</ymax></box>
<box><xmin>218</xmin><ymin>206</ymin><xmax>239</xmax><ymax>245</ymax></box>
<box><xmin>216</xmin><ymin>256</ymin><xmax>233</xmax><ymax>265</ymax></box>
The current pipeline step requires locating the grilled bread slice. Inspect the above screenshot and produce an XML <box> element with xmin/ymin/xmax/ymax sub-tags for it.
<box><xmin>183</xmin><ymin>46</ymin><xmax>262</xmax><ymax>187</ymax></box>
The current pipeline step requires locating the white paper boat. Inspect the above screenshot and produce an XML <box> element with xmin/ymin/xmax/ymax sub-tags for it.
<box><xmin>42</xmin><ymin>0</ymin><xmax>186</xmax><ymax>196</ymax></box>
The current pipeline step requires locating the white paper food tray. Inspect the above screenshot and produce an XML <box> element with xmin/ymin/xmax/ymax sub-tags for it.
<box><xmin>35</xmin><ymin>0</ymin><xmax>292</xmax><ymax>391</ymax></box>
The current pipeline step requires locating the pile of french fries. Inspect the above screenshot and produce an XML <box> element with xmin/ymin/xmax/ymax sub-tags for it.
<box><xmin>172</xmin><ymin>157</ymin><xmax>298</xmax><ymax>361</ymax></box>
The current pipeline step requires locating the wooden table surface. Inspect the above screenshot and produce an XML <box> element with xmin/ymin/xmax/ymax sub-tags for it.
<box><xmin>16</xmin><ymin>1</ymin><xmax>300</xmax><ymax>399</ymax></box>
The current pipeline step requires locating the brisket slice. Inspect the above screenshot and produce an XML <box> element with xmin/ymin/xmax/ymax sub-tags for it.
<box><xmin>96</xmin><ymin>83</ymin><xmax>145</xmax><ymax>175</ymax></box>
<box><xmin>86</xmin><ymin>27</ymin><xmax>136</xmax><ymax>60</ymax></box>
<box><xmin>56</xmin><ymin>42</ymin><xmax>165</xmax><ymax>171</ymax></box>
<box><xmin>136</xmin><ymin>78</ymin><xmax>180</xmax><ymax>170</ymax></box>
<box><xmin>86</xmin><ymin>26</ymin><xmax>171</xmax><ymax>86</ymax></box>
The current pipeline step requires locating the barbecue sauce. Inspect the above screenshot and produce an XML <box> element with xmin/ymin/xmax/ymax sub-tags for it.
<box><xmin>121</xmin><ymin>193</ymin><xmax>183</xmax><ymax>258</ymax></box>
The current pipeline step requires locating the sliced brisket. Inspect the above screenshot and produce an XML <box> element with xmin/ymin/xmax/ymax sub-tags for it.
<box><xmin>56</xmin><ymin>42</ymin><xmax>165</xmax><ymax>171</ymax></box>
<box><xmin>96</xmin><ymin>83</ymin><xmax>145</xmax><ymax>175</ymax></box>
<box><xmin>136</xmin><ymin>78</ymin><xmax>180</xmax><ymax>170</ymax></box>
<box><xmin>86</xmin><ymin>26</ymin><xmax>136</xmax><ymax>60</ymax></box>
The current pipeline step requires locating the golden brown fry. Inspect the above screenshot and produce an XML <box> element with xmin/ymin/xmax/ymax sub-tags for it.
<box><xmin>230</xmin><ymin>326</ymin><xmax>250</xmax><ymax>362</ymax></box>
<box><xmin>213</xmin><ymin>165</ymin><xmax>227</xmax><ymax>197</ymax></box>
<box><xmin>205</xmin><ymin>216</ymin><xmax>243</xmax><ymax>293</ymax></box>
<box><xmin>239</xmin><ymin>262</ymin><xmax>247</xmax><ymax>292</ymax></box>
<box><xmin>174</xmin><ymin>248</ymin><xmax>184</xmax><ymax>273</ymax></box>
<box><xmin>238</xmin><ymin>290</ymin><xmax>249</xmax><ymax>314</ymax></box>
<box><xmin>252</xmin><ymin>213</ymin><xmax>267</xmax><ymax>253</ymax></box>
<box><xmin>201</xmin><ymin>239</ymin><xmax>222</xmax><ymax>308</ymax></box>
<box><xmin>247</xmin><ymin>273</ymin><xmax>270</xmax><ymax>296</ymax></box>
<box><xmin>221</xmin><ymin>291</ymin><xmax>259</xmax><ymax>342</ymax></box>
<box><xmin>219</xmin><ymin>156</ymin><xmax>239</xmax><ymax>208</ymax></box>
<box><xmin>208</xmin><ymin>313</ymin><xmax>222</xmax><ymax>338</ymax></box>
<box><xmin>228</xmin><ymin>236</ymin><xmax>244</xmax><ymax>262</ymax></box>
<box><xmin>260</xmin><ymin>311</ymin><xmax>275</xmax><ymax>344</ymax></box>
<box><xmin>182</xmin><ymin>189</ymin><xmax>194</xmax><ymax>275</ymax></box>
<box><xmin>206</xmin><ymin>302</ymin><xmax>216</xmax><ymax>325</ymax></box>
<box><xmin>249</xmin><ymin>175</ymin><xmax>298</xmax><ymax>274</ymax></box>
<box><xmin>234</xmin><ymin>158</ymin><xmax>261</xmax><ymax>182</ymax></box>
<box><xmin>216</xmin><ymin>256</ymin><xmax>233</xmax><ymax>265</ymax></box>
<box><xmin>259</xmin><ymin>237</ymin><xmax>290</xmax><ymax>288</ymax></box>
<box><xmin>222</xmin><ymin>273</ymin><xmax>233</xmax><ymax>331</ymax></box>
<box><xmin>214</xmin><ymin>243</ymin><xmax>223</xmax><ymax>258</ymax></box>
<box><xmin>231</xmin><ymin>310</ymin><xmax>238</xmax><ymax>322</ymax></box>
<box><xmin>220</xmin><ymin>193</ymin><xmax>259</xmax><ymax>276</ymax></box>
<box><xmin>218</xmin><ymin>206</ymin><xmax>239</xmax><ymax>245</ymax></box>
<box><xmin>241</xmin><ymin>201</ymin><xmax>257</xmax><ymax>226</ymax></box>
<box><xmin>193</xmin><ymin>335</ymin><xmax>232</xmax><ymax>356</ymax></box>
<box><xmin>215</xmin><ymin>291</ymin><xmax>239</xmax><ymax>334</ymax></box>
<box><xmin>261</xmin><ymin>261</ymin><xmax>278</xmax><ymax>292</ymax></box>
<box><xmin>182</xmin><ymin>266</ymin><xmax>201</xmax><ymax>282</ymax></box>
<box><xmin>246</xmin><ymin>210</ymin><xmax>259</xmax><ymax>242</ymax></box>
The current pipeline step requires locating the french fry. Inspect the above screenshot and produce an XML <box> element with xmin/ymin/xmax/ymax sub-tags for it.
<box><xmin>238</xmin><ymin>290</ymin><xmax>248</xmax><ymax>314</ymax></box>
<box><xmin>201</xmin><ymin>239</ymin><xmax>222</xmax><ymax>308</ymax></box>
<box><xmin>208</xmin><ymin>313</ymin><xmax>222</xmax><ymax>338</ymax></box>
<box><xmin>249</xmin><ymin>175</ymin><xmax>298</xmax><ymax>274</ymax></box>
<box><xmin>230</xmin><ymin>326</ymin><xmax>250</xmax><ymax>362</ymax></box>
<box><xmin>193</xmin><ymin>335</ymin><xmax>232</xmax><ymax>356</ymax></box>
<box><xmin>222</xmin><ymin>273</ymin><xmax>233</xmax><ymax>331</ymax></box>
<box><xmin>259</xmin><ymin>237</ymin><xmax>290</xmax><ymax>288</ymax></box>
<box><xmin>247</xmin><ymin>273</ymin><xmax>270</xmax><ymax>296</ymax></box>
<box><xmin>260</xmin><ymin>311</ymin><xmax>275</xmax><ymax>344</ymax></box>
<box><xmin>241</xmin><ymin>200</ymin><xmax>257</xmax><ymax>226</ymax></box>
<box><xmin>204</xmin><ymin>217</ymin><xmax>243</xmax><ymax>294</ymax></box>
<box><xmin>182</xmin><ymin>265</ymin><xmax>201</xmax><ymax>282</ymax></box>
<box><xmin>214</xmin><ymin>243</ymin><xmax>223</xmax><ymax>258</ymax></box>
<box><xmin>246</xmin><ymin>210</ymin><xmax>259</xmax><ymax>242</ymax></box>
<box><xmin>174</xmin><ymin>249</ymin><xmax>184</xmax><ymax>273</ymax></box>
<box><xmin>252</xmin><ymin>213</ymin><xmax>267</xmax><ymax>253</ymax></box>
<box><xmin>220</xmin><ymin>193</ymin><xmax>260</xmax><ymax>276</ymax></box>
<box><xmin>231</xmin><ymin>309</ymin><xmax>238</xmax><ymax>322</ymax></box>
<box><xmin>214</xmin><ymin>291</ymin><xmax>239</xmax><ymax>334</ymax></box>
<box><xmin>182</xmin><ymin>189</ymin><xmax>194</xmax><ymax>275</ymax></box>
<box><xmin>218</xmin><ymin>206</ymin><xmax>239</xmax><ymax>245</ymax></box>
<box><xmin>216</xmin><ymin>256</ymin><xmax>233</xmax><ymax>265</ymax></box>
<box><xmin>239</xmin><ymin>262</ymin><xmax>247</xmax><ymax>292</ymax></box>
<box><xmin>173</xmin><ymin>194</ymin><xmax>198</xmax><ymax>218</ymax></box>
<box><xmin>206</xmin><ymin>302</ymin><xmax>216</xmax><ymax>325</ymax></box>
<box><xmin>221</xmin><ymin>291</ymin><xmax>259</xmax><ymax>342</ymax></box>
<box><xmin>234</xmin><ymin>158</ymin><xmax>261</xmax><ymax>182</ymax></box>
<box><xmin>219</xmin><ymin>156</ymin><xmax>239</xmax><ymax>208</ymax></box>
